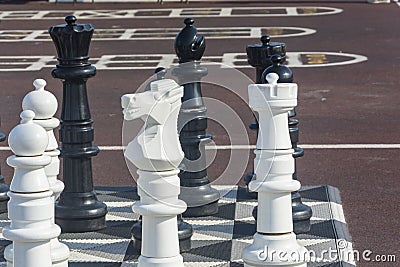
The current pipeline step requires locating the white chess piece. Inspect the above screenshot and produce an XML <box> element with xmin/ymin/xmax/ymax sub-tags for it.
<box><xmin>5</xmin><ymin>79</ymin><xmax>70</xmax><ymax>267</ymax></box>
<box><xmin>242</xmin><ymin>73</ymin><xmax>308</xmax><ymax>267</ymax></box>
<box><xmin>3</xmin><ymin>110</ymin><xmax>61</xmax><ymax>267</ymax></box>
<box><xmin>122</xmin><ymin>78</ymin><xmax>184</xmax><ymax>171</ymax></box>
<box><xmin>122</xmin><ymin>79</ymin><xmax>186</xmax><ymax>267</ymax></box>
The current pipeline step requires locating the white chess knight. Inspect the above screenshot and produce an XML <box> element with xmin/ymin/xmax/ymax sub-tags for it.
<box><xmin>4</xmin><ymin>79</ymin><xmax>70</xmax><ymax>267</ymax></box>
<box><xmin>3</xmin><ymin>110</ymin><xmax>61</xmax><ymax>267</ymax></box>
<box><xmin>121</xmin><ymin>78</ymin><xmax>186</xmax><ymax>267</ymax></box>
<box><xmin>122</xmin><ymin>78</ymin><xmax>184</xmax><ymax>171</ymax></box>
<box><xmin>242</xmin><ymin>73</ymin><xmax>308</xmax><ymax>267</ymax></box>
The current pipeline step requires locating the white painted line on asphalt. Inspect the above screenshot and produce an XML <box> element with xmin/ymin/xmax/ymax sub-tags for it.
<box><xmin>1</xmin><ymin>144</ymin><xmax>400</xmax><ymax>151</ymax></box>
<box><xmin>0</xmin><ymin>52</ymin><xmax>368</xmax><ymax>72</ymax></box>
<box><xmin>286</xmin><ymin>7</ymin><xmax>298</xmax><ymax>16</ymax></box>
<box><xmin>0</xmin><ymin>27</ymin><xmax>316</xmax><ymax>42</ymax></box>
<box><xmin>0</xmin><ymin>7</ymin><xmax>343</xmax><ymax>20</ymax></box>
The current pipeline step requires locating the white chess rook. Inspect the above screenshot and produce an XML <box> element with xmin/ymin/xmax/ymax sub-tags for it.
<box><xmin>3</xmin><ymin>110</ymin><xmax>61</xmax><ymax>267</ymax></box>
<box><xmin>122</xmin><ymin>79</ymin><xmax>186</xmax><ymax>267</ymax></box>
<box><xmin>4</xmin><ymin>79</ymin><xmax>70</xmax><ymax>267</ymax></box>
<box><xmin>242</xmin><ymin>73</ymin><xmax>307</xmax><ymax>267</ymax></box>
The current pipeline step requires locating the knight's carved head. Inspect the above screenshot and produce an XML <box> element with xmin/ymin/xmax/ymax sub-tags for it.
<box><xmin>121</xmin><ymin>79</ymin><xmax>183</xmax><ymax>125</ymax></box>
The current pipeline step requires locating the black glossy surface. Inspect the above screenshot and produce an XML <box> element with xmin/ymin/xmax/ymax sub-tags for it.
<box><xmin>246</xmin><ymin>35</ymin><xmax>286</xmax><ymax>84</ymax></box>
<box><xmin>173</xmin><ymin>18</ymin><xmax>220</xmax><ymax>217</ymax></box>
<box><xmin>289</xmin><ymin>112</ymin><xmax>312</xmax><ymax>234</ymax></box>
<box><xmin>49</xmin><ymin>16</ymin><xmax>107</xmax><ymax>232</ymax></box>
<box><xmin>262</xmin><ymin>55</ymin><xmax>293</xmax><ymax>84</ymax></box>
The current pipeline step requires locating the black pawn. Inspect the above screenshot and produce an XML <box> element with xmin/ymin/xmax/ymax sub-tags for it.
<box><xmin>172</xmin><ymin>18</ymin><xmax>220</xmax><ymax>217</ymax></box>
<box><xmin>131</xmin><ymin>67</ymin><xmax>193</xmax><ymax>253</ymax></box>
<box><xmin>0</xmin><ymin>119</ymin><xmax>9</xmax><ymax>213</ymax></box>
<box><xmin>49</xmin><ymin>15</ymin><xmax>107</xmax><ymax>232</ymax></box>
<box><xmin>244</xmin><ymin>37</ymin><xmax>286</xmax><ymax>197</ymax></box>
<box><xmin>252</xmin><ymin>55</ymin><xmax>312</xmax><ymax>234</ymax></box>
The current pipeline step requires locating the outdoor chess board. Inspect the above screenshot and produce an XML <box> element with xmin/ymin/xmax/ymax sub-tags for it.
<box><xmin>0</xmin><ymin>185</ymin><xmax>356</xmax><ymax>266</ymax></box>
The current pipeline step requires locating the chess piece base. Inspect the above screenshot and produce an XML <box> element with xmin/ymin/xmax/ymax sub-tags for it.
<box><xmin>183</xmin><ymin>199</ymin><xmax>219</xmax><ymax>217</ymax></box>
<box><xmin>55</xmin><ymin>192</ymin><xmax>107</xmax><ymax>232</ymax></box>
<box><xmin>180</xmin><ymin>184</ymin><xmax>220</xmax><ymax>217</ymax></box>
<box><xmin>242</xmin><ymin>233</ymin><xmax>307</xmax><ymax>267</ymax></box>
<box><xmin>131</xmin><ymin>217</ymin><xmax>193</xmax><ymax>253</ymax></box>
<box><xmin>138</xmin><ymin>255</ymin><xmax>184</xmax><ymax>267</ymax></box>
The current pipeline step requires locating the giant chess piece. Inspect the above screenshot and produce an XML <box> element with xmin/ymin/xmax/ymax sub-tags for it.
<box><xmin>3</xmin><ymin>110</ymin><xmax>62</xmax><ymax>267</ymax></box>
<box><xmin>172</xmin><ymin>18</ymin><xmax>220</xmax><ymax>217</ymax></box>
<box><xmin>122</xmin><ymin>79</ymin><xmax>186</xmax><ymax>267</ymax></box>
<box><xmin>242</xmin><ymin>73</ymin><xmax>307</xmax><ymax>267</ymax></box>
<box><xmin>0</xmin><ymin>119</ymin><xmax>10</xmax><ymax>213</ymax></box>
<box><xmin>5</xmin><ymin>79</ymin><xmax>70</xmax><ymax>266</ymax></box>
<box><xmin>131</xmin><ymin>68</ymin><xmax>193</xmax><ymax>253</ymax></box>
<box><xmin>262</xmin><ymin>55</ymin><xmax>312</xmax><ymax>234</ymax></box>
<box><xmin>49</xmin><ymin>15</ymin><xmax>107</xmax><ymax>232</ymax></box>
<box><xmin>244</xmin><ymin>36</ymin><xmax>286</xmax><ymax>197</ymax></box>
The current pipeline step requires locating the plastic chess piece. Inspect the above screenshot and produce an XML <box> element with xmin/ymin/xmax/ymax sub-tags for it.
<box><xmin>5</xmin><ymin>79</ymin><xmax>71</xmax><ymax>266</ymax></box>
<box><xmin>49</xmin><ymin>15</ymin><xmax>107</xmax><ymax>232</ymax></box>
<box><xmin>242</xmin><ymin>73</ymin><xmax>307</xmax><ymax>267</ymax></box>
<box><xmin>122</xmin><ymin>79</ymin><xmax>186</xmax><ymax>267</ymax></box>
<box><xmin>131</xmin><ymin>68</ymin><xmax>193</xmax><ymax>252</ymax></box>
<box><xmin>0</xmin><ymin>119</ymin><xmax>9</xmax><ymax>213</ymax></box>
<box><xmin>172</xmin><ymin>18</ymin><xmax>220</xmax><ymax>217</ymax></box>
<box><xmin>3</xmin><ymin>110</ymin><xmax>62</xmax><ymax>267</ymax></box>
<box><xmin>261</xmin><ymin>55</ymin><xmax>312</xmax><ymax>234</ymax></box>
<box><xmin>244</xmin><ymin>36</ymin><xmax>287</xmax><ymax>198</ymax></box>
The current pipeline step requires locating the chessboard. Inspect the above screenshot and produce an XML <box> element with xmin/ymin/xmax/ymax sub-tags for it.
<box><xmin>0</xmin><ymin>185</ymin><xmax>356</xmax><ymax>267</ymax></box>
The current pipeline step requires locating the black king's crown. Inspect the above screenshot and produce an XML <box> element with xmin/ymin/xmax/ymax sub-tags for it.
<box><xmin>49</xmin><ymin>15</ymin><xmax>94</xmax><ymax>67</ymax></box>
<box><xmin>174</xmin><ymin>18</ymin><xmax>206</xmax><ymax>63</ymax></box>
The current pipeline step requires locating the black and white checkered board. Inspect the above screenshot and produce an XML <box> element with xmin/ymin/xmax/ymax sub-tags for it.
<box><xmin>0</xmin><ymin>185</ymin><xmax>356</xmax><ymax>267</ymax></box>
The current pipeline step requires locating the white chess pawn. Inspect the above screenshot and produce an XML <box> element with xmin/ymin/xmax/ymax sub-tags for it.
<box><xmin>122</xmin><ymin>79</ymin><xmax>186</xmax><ymax>267</ymax></box>
<box><xmin>242</xmin><ymin>73</ymin><xmax>307</xmax><ymax>267</ymax></box>
<box><xmin>5</xmin><ymin>79</ymin><xmax>70</xmax><ymax>267</ymax></box>
<box><xmin>3</xmin><ymin>110</ymin><xmax>61</xmax><ymax>267</ymax></box>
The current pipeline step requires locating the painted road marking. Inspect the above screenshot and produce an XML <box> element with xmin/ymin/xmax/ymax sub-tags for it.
<box><xmin>1</xmin><ymin>144</ymin><xmax>400</xmax><ymax>151</ymax></box>
<box><xmin>0</xmin><ymin>52</ymin><xmax>367</xmax><ymax>72</ymax></box>
<box><xmin>0</xmin><ymin>7</ymin><xmax>343</xmax><ymax>20</ymax></box>
<box><xmin>0</xmin><ymin>27</ymin><xmax>316</xmax><ymax>42</ymax></box>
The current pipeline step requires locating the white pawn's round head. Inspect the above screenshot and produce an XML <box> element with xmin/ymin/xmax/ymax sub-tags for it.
<box><xmin>22</xmin><ymin>79</ymin><xmax>58</xmax><ymax>119</ymax></box>
<box><xmin>8</xmin><ymin>110</ymin><xmax>49</xmax><ymax>157</ymax></box>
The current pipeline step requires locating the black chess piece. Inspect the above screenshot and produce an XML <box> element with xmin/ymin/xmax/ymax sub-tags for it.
<box><xmin>131</xmin><ymin>67</ymin><xmax>193</xmax><ymax>252</ymax></box>
<box><xmin>172</xmin><ymin>18</ymin><xmax>220</xmax><ymax>217</ymax></box>
<box><xmin>49</xmin><ymin>15</ymin><xmax>107</xmax><ymax>232</ymax></box>
<box><xmin>252</xmin><ymin>55</ymin><xmax>312</xmax><ymax>234</ymax></box>
<box><xmin>244</xmin><ymin>36</ymin><xmax>286</xmax><ymax>198</ymax></box>
<box><xmin>0</xmin><ymin>119</ymin><xmax>9</xmax><ymax>213</ymax></box>
<box><xmin>288</xmin><ymin>109</ymin><xmax>313</xmax><ymax>233</ymax></box>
